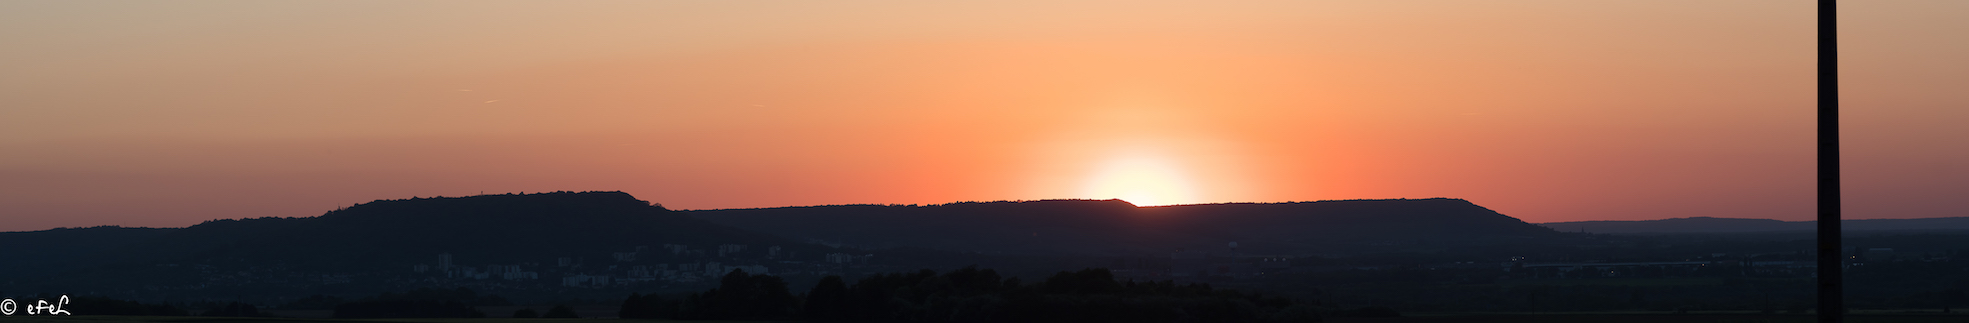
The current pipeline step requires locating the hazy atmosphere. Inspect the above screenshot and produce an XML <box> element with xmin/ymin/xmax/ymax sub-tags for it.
<box><xmin>4</xmin><ymin>0</ymin><xmax>1966</xmax><ymax>231</ymax></box>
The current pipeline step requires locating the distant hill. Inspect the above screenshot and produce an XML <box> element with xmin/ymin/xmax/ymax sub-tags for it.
<box><xmin>1540</xmin><ymin>216</ymin><xmax>1969</xmax><ymax>234</ymax></box>
<box><xmin>685</xmin><ymin>198</ymin><xmax>1564</xmax><ymax>256</ymax></box>
<box><xmin>3</xmin><ymin>193</ymin><xmax>1576</xmax><ymax>301</ymax></box>
<box><xmin>126</xmin><ymin>191</ymin><xmax>792</xmax><ymax>266</ymax></box>
<box><xmin>2</xmin><ymin>191</ymin><xmax>807</xmax><ymax>294</ymax></box>
<box><xmin>0</xmin><ymin>225</ymin><xmax>179</xmax><ymax>278</ymax></box>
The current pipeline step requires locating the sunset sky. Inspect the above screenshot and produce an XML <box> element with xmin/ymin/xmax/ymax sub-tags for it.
<box><xmin>3</xmin><ymin>1</ymin><xmax>1965</xmax><ymax>231</ymax></box>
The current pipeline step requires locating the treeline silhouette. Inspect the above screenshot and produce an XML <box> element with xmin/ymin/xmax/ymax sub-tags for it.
<box><xmin>621</xmin><ymin>267</ymin><xmax>1325</xmax><ymax>322</ymax></box>
<box><xmin>65</xmin><ymin>296</ymin><xmax>191</xmax><ymax>316</ymax></box>
<box><xmin>198</xmin><ymin>302</ymin><xmax>267</xmax><ymax>317</ymax></box>
<box><xmin>60</xmin><ymin>297</ymin><xmax>284</xmax><ymax>317</ymax></box>
<box><xmin>619</xmin><ymin>269</ymin><xmax>798</xmax><ymax>320</ymax></box>
<box><xmin>511</xmin><ymin>305</ymin><xmax>581</xmax><ymax>318</ymax></box>
<box><xmin>55</xmin><ymin>297</ymin><xmax>285</xmax><ymax>317</ymax></box>
<box><xmin>329</xmin><ymin>287</ymin><xmax>509</xmax><ymax>318</ymax></box>
<box><xmin>334</xmin><ymin>300</ymin><xmax>484</xmax><ymax>319</ymax></box>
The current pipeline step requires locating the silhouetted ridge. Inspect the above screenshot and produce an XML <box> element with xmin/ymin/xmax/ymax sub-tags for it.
<box><xmin>688</xmin><ymin>198</ymin><xmax>1559</xmax><ymax>255</ymax></box>
<box><xmin>1542</xmin><ymin>216</ymin><xmax>1969</xmax><ymax>234</ymax></box>
<box><xmin>74</xmin><ymin>191</ymin><xmax>783</xmax><ymax>272</ymax></box>
<box><xmin>0</xmin><ymin>226</ymin><xmax>179</xmax><ymax>277</ymax></box>
<box><xmin>318</xmin><ymin>190</ymin><xmax>666</xmax><ymax>223</ymax></box>
<box><xmin>1144</xmin><ymin>198</ymin><xmax>1555</xmax><ymax>241</ymax></box>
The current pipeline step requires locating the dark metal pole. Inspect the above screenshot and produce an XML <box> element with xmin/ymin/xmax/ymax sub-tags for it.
<box><xmin>1818</xmin><ymin>0</ymin><xmax>1843</xmax><ymax>322</ymax></box>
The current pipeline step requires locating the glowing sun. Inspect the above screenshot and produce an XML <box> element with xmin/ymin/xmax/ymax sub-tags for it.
<box><xmin>1082</xmin><ymin>156</ymin><xmax>1196</xmax><ymax>206</ymax></box>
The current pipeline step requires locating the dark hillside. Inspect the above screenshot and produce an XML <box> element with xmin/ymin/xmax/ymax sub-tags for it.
<box><xmin>686</xmin><ymin>198</ymin><xmax>1562</xmax><ymax>256</ymax></box>
<box><xmin>117</xmin><ymin>191</ymin><xmax>790</xmax><ymax>269</ymax></box>
<box><xmin>686</xmin><ymin>199</ymin><xmax>1147</xmax><ymax>255</ymax></box>
<box><xmin>1143</xmin><ymin>198</ymin><xmax>1560</xmax><ymax>250</ymax></box>
<box><xmin>0</xmin><ymin>226</ymin><xmax>179</xmax><ymax>277</ymax></box>
<box><xmin>1541</xmin><ymin>216</ymin><xmax>1969</xmax><ymax>234</ymax></box>
<box><xmin>4</xmin><ymin>191</ymin><xmax>809</xmax><ymax>296</ymax></box>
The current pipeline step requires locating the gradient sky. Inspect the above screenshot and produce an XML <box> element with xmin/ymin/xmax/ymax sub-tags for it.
<box><xmin>3</xmin><ymin>1</ymin><xmax>1965</xmax><ymax>231</ymax></box>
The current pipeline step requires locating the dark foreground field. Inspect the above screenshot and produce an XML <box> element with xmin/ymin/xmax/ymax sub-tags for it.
<box><xmin>0</xmin><ymin>317</ymin><xmax>764</xmax><ymax>323</ymax></box>
<box><xmin>1328</xmin><ymin>313</ymin><xmax>1967</xmax><ymax>323</ymax></box>
<box><xmin>8</xmin><ymin>313</ymin><xmax>1969</xmax><ymax>323</ymax></box>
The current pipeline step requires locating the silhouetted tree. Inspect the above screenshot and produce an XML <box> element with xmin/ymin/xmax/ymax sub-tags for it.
<box><xmin>199</xmin><ymin>302</ymin><xmax>262</xmax><ymax>317</ymax></box>
<box><xmin>333</xmin><ymin>300</ymin><xmax>484</xmax><ymax>318</ymax></box>
<box><xmin>328</xmin><ymin>288</ymin><xmax>502</xmax><ymax>318</ymax></box>
<box><xmin>691</xmin><ymin>269</ymin><xmax>798</xmax><ymax>320</ymax></box>
<box><xmin>620</xmin><ymin>293</ymin><xmax>649</xmax><ymax>319</ymax></box>
<box><xmin>67</xmin><ymin>297</ymin><xmax>188</xmax><ymax>316</ymax></box>
<box><xmin>279</xmin><ymin>294</ymin><xmax>345</xmax><ymax>310</ymax></box>
<box><xmin>542</xmin><ymin>305</ymin><xmax>579</xmax><ymax>318</ymax></box>
<box><xmin>619</xmin><ymin>292</ymin><xmax>681</xmax><ymax>319</ymax></box>
<box><xmin>805</xmin><ymin>275</ymin><xmax>851</xmax><ymax>321</ymax></box>
<box><xmin>797</xmin><ymin>267</ymin><xmax>1318</xmax><ymax>323</ymax></box>
<box><xmin>1332</xmin><ymin>306</ymin><xmax>1400</xmax><ymax>318</ymax></box>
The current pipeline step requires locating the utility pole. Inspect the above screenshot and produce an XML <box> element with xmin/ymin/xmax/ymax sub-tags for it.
<box><xmin>1817</xmin><ymin>0</ymin><xmax>1843</xmax><ymax>322</ymax></box>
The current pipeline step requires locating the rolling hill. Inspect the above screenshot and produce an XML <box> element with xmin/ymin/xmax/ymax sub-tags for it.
<box><xmin>1541</xmin><ymin>216</ymin><xmax>1969</xmax><ymax>234</ymax></box>
<box><xmin>1</xmin><ymin>191</ymin><xmax>807</xmax><ymax>295</ymax></box>
<box><xmin>5</xmin><ymin>193</ymin><xmax>1574</xmax><ymax>301</ymax></box>
<box><xmin>685</xmin><ymin>198</ymin><xmax>1565</xmax><ymax>256</ymax></box>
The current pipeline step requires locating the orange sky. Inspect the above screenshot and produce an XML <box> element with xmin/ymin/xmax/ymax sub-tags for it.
<box><xmin>3</xmin><ymin>1</ymin><xmax>1966</xmax><ymax>231</ymax></box>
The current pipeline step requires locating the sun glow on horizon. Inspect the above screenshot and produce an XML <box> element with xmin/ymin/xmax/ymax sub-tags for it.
<box><xmin>1082</xmin><ymin>155</ymin><xmax>1197</xmax><ymax>207</ymax></box>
